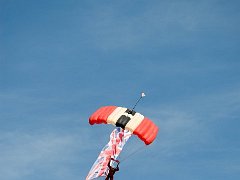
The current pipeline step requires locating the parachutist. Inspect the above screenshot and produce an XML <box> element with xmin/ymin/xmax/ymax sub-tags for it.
<box><xmin>105</xmin><ymin>158</ymin><xmax>120</xmax><ymax>180</ymax></box>
<box><xmin>86</xmin><ymin>104</ymin><xmax>159</xmax><ymax>179</ymax></box>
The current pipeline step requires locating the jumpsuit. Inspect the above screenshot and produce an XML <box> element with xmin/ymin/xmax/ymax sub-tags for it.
<box><xmin>105</xmin><ymin>161</ymin><xmax>119</xmax><ymax>180</ymax></box>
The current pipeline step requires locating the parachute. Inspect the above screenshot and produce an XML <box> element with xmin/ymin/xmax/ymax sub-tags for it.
<box><xmin>89</xmin><ymin>106</ymin><xmax>158</xmax><ymax>145</ymax></box>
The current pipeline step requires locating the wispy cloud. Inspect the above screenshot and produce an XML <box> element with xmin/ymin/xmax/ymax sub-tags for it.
<box><xmin>79</xmin><ymin>0</ymin><xmax>239</xmax><ymax>51</ymax></box>
<box><xmin>0</xmin><ymin>127</ymin><xmax>98</xmax><ymax>180</ymax></box>
<box><xmin>0</xmin><ymin>132</ymin><xmax>72</xmax><ymax>179</ymax></box>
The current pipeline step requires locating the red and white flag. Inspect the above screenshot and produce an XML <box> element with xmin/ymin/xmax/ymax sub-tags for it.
<box><xmin>86</xmin><ymin>127</ymin><xmax>132</xmax><ymax>180</ymax></box>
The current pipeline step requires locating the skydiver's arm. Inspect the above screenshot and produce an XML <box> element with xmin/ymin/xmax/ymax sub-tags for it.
<box><xmin>107</xmin><ymin>159</ymin><xmax>113</xmax><ymax>168</ymax></box>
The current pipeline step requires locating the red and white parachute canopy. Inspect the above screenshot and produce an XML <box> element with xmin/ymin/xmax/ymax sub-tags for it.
<box><xmin>89</xmin><ymin>106</ymin><xmax>159</xmax><ymax>145</ymax></box>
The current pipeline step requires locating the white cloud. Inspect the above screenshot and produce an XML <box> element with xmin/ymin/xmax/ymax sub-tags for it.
<box><xmin>0</xmin><ymin>127</ymin><xmax>97</xmax><ymax>180</ymax></box>
<box><xmin>79</xmin><ymin>0</ymin><xmax>238</xmax><ymax>51</ymax></box>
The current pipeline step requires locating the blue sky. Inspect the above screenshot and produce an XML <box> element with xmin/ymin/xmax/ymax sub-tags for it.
<box><xmin>1</xmin><ymin>0</ymin><xmax>240</xmax><ymax>179</ymax></box>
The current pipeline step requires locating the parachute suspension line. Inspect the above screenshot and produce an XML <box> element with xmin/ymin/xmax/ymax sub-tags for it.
<box><xmin>131</xmin><ymin>92</ymin><xmax>146</xmax><ymax>112</ymax></box>
<box><xmin>119</xmin><ymin>143</ymin><xmax>147</xmax><ymax>163</ymax></box>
